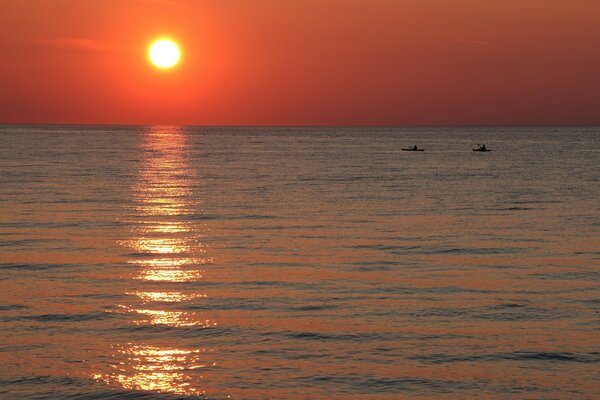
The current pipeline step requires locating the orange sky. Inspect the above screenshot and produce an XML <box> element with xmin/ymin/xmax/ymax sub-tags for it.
<box><xmin>1</xmin><ymin>0</ymin><xmax>599</xmax><ymax>126</ymax></box>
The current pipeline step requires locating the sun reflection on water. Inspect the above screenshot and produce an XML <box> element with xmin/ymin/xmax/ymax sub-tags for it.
<box><xmin>93</xmin><ymin>345</ymin><xmax>214</xmax><ymax>396</ymax></box>
<box><xmin>130</xmin><ymin>237</ymin><xmax>189</xmax><ymax>254</ymax></box>
<box><xmin>142</xmin><ymin>220</ymin><xmax>191</xmax><ymax>234</ymax></box>
<box><xmin>114</xmin><ymin>305</ymin><xmax>216</xmax><ymax>327</ymax></box>
<box><xmin>134</xmin><ymin>309</ymin><xmax>216</xmax><ymax>327</ymax></box>
<box><xmin>135</xmin><ymin>265</ymin><xmax>205</xmax><ymax>282</ymax></box>
<box><xmin>96</xmin><ymin>127</ymin><xmax>216</xmax><ymax>397</ymax></box>
<box><xmin>128</xmin><ymin>291</ymin><xmax>206</xmax><ymax>303</ymax></box>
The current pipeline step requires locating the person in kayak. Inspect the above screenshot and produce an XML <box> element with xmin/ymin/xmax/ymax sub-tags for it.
<box><xmin>412</xmin><ymin>145</ymin><xmax>418</xmax><ymax>150</ymax></box>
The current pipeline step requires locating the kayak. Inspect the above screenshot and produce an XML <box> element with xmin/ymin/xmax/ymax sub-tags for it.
<box><xmin>401</xmin><ymin>148</ymin><xmax>424</xmax><ymax>151</ymax></box>
<box><xmin>472</xmin><ymin>148</ymin><xmax>490</xmax><ymax>152</ymax></box>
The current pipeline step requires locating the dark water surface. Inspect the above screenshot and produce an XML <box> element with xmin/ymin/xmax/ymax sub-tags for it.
<box><xmin>0</xmin><ymin>126</ymin><xmax>598</xmax><ymax>399</ymax></box>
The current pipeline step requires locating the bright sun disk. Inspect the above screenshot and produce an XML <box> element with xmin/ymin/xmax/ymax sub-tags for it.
<box><xmin>148</xmin><ymin>39</ymin><xmax>181</xmax><ymax>69</ymax></box>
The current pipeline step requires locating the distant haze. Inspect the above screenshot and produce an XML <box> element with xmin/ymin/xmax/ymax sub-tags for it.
<box><xmin>1</xmin><ymin>0</ymin><xmax>599</xmax><ymax>126</ymax></box>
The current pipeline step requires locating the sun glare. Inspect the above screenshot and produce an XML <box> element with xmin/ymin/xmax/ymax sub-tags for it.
<box><xmin>148</xmin><ymin>39</ymin><xmax>181</xmax><ymax>69</ymax></box>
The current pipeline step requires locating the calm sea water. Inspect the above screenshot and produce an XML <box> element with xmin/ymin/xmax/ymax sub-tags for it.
<box><xmin>0</xmin><ymin>125</ymin><xmax>598</xmax><ymax>399</ymax></box>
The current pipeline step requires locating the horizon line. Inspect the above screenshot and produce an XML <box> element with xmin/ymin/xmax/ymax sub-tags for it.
<box><xmin>2</xmin><ymin>122</ymin><xmax>600</xmax><ymax>129</ymax></box>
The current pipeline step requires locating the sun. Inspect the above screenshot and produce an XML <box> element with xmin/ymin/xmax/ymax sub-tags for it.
<box><xmin>148</xmin><ymin>39</ymin><xmax>181</xmax><ymax>69</ymax></box>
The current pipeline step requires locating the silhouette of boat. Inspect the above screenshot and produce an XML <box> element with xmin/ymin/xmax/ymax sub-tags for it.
<box><xmin>472</xmin><ymin>148</ymin><xmax>491</xmax><ymax>152</ymax></box>
<box><xmin>401</xmin><ymin>148</ymin><xmax>424</xmax><ymax>151</ymax></box>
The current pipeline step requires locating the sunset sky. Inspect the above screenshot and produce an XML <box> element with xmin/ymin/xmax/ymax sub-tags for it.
<box><xmin>1</xmin><ymin>0</ymin><xmax>599</xmax><ymax>126</ymax></box>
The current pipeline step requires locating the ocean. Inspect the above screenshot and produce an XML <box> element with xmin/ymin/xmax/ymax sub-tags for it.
<box><xmin>0</xmin><ymin>125</ymin><xmax>598</xmax><ymax>399</ymax></box>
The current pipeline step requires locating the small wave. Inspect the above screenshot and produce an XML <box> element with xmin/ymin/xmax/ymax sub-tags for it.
<box><xmin>0</xmin><ymin>221</ymin><xmax>82</xmax><ymax>228</ymax></box>
<box><xmin>0</xmin><ymin>239</ymin><xmax>59</xmax><ymax>247</ymax></box>
<box><xmin>350</xmin><ymin>260</ymin><xmax>401</xmax><ymax>271</ymax></box>
<box><xmin>489</xmin><ymin>303</ymin><xmax>528</xmax><ymax>309</ymax></box>
<box><xmin>420</xmin><ymin>246</ymin><xmax>527</xmax><ymax>255</ymax></box>
<box><xmin>426</xmin><ymin>286</ymin><xmax>497</xmax><ymax>294</ymax></box>
<box><xmin>237</xmin><ymin>280</ymin><xmax>317</xmax><ymax>290</ymax></box>
<box><xmin>0</xmin><ymin>375</ymin><xmax>211</xmax><ymax>400</ymax></box>
<box><xmin>289</xmin><ymin>304</ymin><xmax>338</xmax><ymax>312</ymax></box>
<box><xmin>0</xmin><ymin>263</ymin><xmax>79</xmax><ymax>270</ymax></box>
<box><xmin>352</xmin><ymin>260</ymin><xmax>400</xmax><ymax>266</ymax></box>
<box><xmin>111</xmin><ymin>322</ymin><xmax>228</xmax><ymax>339</ymax></box>
<box><xmin>411</xmin><ymin>351</ymin><xmax>600</xmax><ymax>364</ymax></box>
<box><xmin>292</xmin><ymin>374</ymin><xmax>481</xmax><ymax>393</ymax></box>
<box><xmin>504</xmin><ymin>352</ymin><xmax>600</xmax><ymax>362</ymax></box>
<box><xmin>352</xmin><ymin>264</ymin><xmax>393</xmax><ymax>271</ymax></box>
<box><xmin>0</xmin><ymin>342</ymin><xmax>48</xmax><ymax>352</ymax></box>
<box><xmin>474</xmin><ymin>308</ymin><xmax>570</xmax><ymax>322</ymax></box>
<box><xmin>280</xmin><ymin>331</ymin><xmax>397</xmax><ymax>342</ymax></box>
<box><xmin>21</xmin><ymin>312</ymin><xmax>113</xmax><ymax>323</ymax></box>
<box><xmin>189</xmin><ymin>213</ymin><xmax>277</xmax><ymax>221</ymax></box>
<box><xmin>525</xmin><ymin>271</ymin><xmax>600</xmax><ymax>281</ymax></box>
<box><xmin>249</xmin><ymin>224</ymin><xmax>327</xmax><ymax>231</ymax></box>
<box><xmin>346</xmin><ymin>244</ymin><xmax>527</xmax><ymax>255</ymax></box>
<box><xmin>186</xmin><ymin>300</ymin><xmax>268</xmax><ymax>311</ymax></box>
<box><xmin>347</xmin><ymin>244</ymin><xmax>421</xmax><ymax>251</ymax></box>
<box><xmin>0</xmin><ymin>375</ymin><xmax>81</xmax><ymax>387</ymax></box>
<box><xmin>0</xmin><ymin>304</ymin><xmax>29</xmax><ymax>311</ymax></box>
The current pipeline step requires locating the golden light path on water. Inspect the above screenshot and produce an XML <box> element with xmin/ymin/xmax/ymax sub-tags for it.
<box><xmin>94</xmin><ymin>127</ymin><xmax>216</xmax><ymax>396</ymax></box>
<box><xmin>129</xmin><ymin>291</ymin><xmax>206</xmax><ymax>303</ymax></box>
<box><xmin>94</xmin><ymin>345</ymin><xmax>214</xmax><ymax>396</ymax></box>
